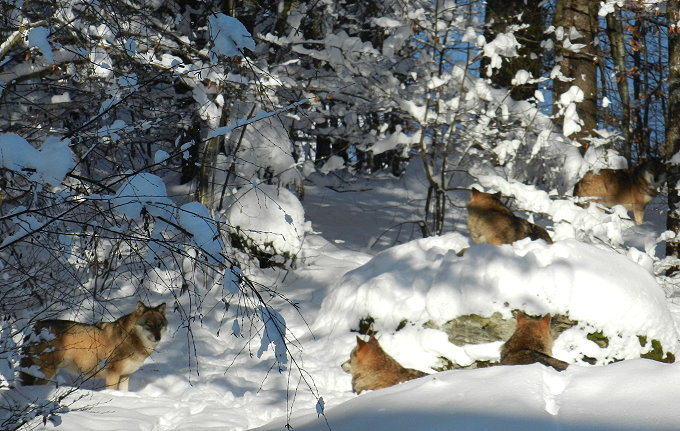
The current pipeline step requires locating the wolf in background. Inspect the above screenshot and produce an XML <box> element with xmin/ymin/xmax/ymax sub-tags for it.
<box><xmin>341</xmin><ymin>335</ymin><xmax>427</xmax><ymax>393</ymax></box>
<box><xmin>573</xmin><ymin>159</ymin><xmax>666</xmax><ymax>225</ymax></box>
<box><xmin>500</xmin><ymin>311</ymin><xmax>568</xmax><ymax>371</ymax></box>
<box><xmin>20</xmin><ymin>301</ymin><xmax>167</xmax><ymax>391</ymax></box>
<box><xmin>466</xmin><ymin>189</ymin><xmax>553</xmax><ymax>246</ymax></box>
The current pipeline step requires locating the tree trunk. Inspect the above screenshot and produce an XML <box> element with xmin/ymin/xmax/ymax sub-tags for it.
<box><xmin>605</xmin><ymin>5</ymin><xmax>631</xmax><ymax>160</ymax></box>
<box><xmin>484</xmin><ymin>0</ymin><xmax>544</xmax><ymax>101</ymax></box>
<box><xmin>631</xmin><ymin>20</ymin><xmax>648</xmax><ymax>159</ymax></box>
<box><xmin>553</xmin><ymin>0</ymin><xmax>598</xmax><ymax>153</ymax></box>
<box><xmin>666</xmin><ymin>2</ymin><xmax>680</xmax><ymax>259</ymax></box>
<box><xmin>180</xmin><ymin>117</ymin><xmax>202</xmax><ymax>185</ymax></box>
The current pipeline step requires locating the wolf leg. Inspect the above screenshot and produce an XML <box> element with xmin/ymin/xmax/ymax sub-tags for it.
<box><xmin>105</xmin><ymin>372</ymin><xmax>123</xmax><ymax>390</ymax></box>
<box><xmin>632</xmin><ymin>204</ymin><xmax>645</xmax><ymax>225</ymax></box>
<box><xmin>118</xmin><ymin>375</ymin><xmax>130</xmax><ymax>391</ymax></box>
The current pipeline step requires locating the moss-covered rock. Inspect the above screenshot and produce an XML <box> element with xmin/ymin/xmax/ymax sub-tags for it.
<box><xmin>229</xmin><ymin>229</ymin><xmax>295</xmax><ymax>269</ymax></box>
<box><xmin>349</xmin><ymin>313</ymin><xmax>674</xmax><ymax>370</ymax></box>
<box><xmin>639</xmin><ymin>336</ymin><xmax>676</xmax><ymax>363</ymax></box>
<box><xmin>351</xmin><ymin>316</ymin><xmax>376</xmax><ymax>336</ymax></box>
<box><xmin>440</xmin><ymin>312</ymin><xmax>514</xmax><ymax>346</ymax></box>
<box><xmin>587</xmin><ymin>331</ymin><xmax>609</xmax><ymax>348</ymax></box>
<box><xmin>439</xmin><ymin>312</ymin><xmax>577</xmax><ymax>347</ymax></box>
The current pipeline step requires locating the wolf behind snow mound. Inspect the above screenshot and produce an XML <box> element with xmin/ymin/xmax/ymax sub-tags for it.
<box><xmin>573</xmin><ymin>159</ymin><xmax>666</xmax><ymax>225</ymax></box>
<box><xmin>20</xmin><ymin>301</ymin><xmax>167</xmax><ymax>391</ymax></box>
<box><xmin>500</xmin><ymin>311</ymin><xmax>568</xmax><ymax>371</ymax></box>
<box><xmin>341</xmin><ymin>335</ymin><xmax>428</xmax><ymax>394</ymax></box>
<box><xmin>466</xmin><ymin>189</ymin><xmax>552</xmax><ymax>246</ymax></box>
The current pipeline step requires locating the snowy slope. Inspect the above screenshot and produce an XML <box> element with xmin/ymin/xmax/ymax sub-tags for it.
<box><xmin>17</xmin><ymin>172</ymin><xmax>680</xmax><ymax>431</ymax></box>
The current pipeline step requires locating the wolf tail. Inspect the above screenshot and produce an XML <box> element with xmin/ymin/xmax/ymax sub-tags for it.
<box><xmin>528</xmin><ymin>223</ymin><xmax>553</xmax><ymax>244</ymax></box>
<box><xmin>502</xmin><ymin>349</ymin><xmax>568</xmax><ymax>371</ymax></box>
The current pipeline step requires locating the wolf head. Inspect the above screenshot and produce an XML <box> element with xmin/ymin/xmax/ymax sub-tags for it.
<box><xmin>341</xmin><ymin>335</ymin><xmax>427</xmax><ymax>393</ymax></box>
<box><xmin>467</xmin><ymin>189</ymin><xmax>514</xmax><ymax>215</ymax></box>
<box><xmin>510</xmin><ymin>311</ymin><xmax>553</xmax><ymax>354</ymax></box>
<box><xmin>468</xmin><ymin>189</ymin><xmax>502</xmax><ymax>206</ymax></box>
<box><xmin>637</xmin><ymin>159</ymin><xmax>666</xmax><ymax>191</ymax></box>
<box><xmin>134</xmin><ymin>302</ymin><xmax>167</xmax><ymax>345</ymax></box>
<box><xmin>341</xmin><ymin>335</ymin><xmax>383</xmax><ymax>374</ymax></box>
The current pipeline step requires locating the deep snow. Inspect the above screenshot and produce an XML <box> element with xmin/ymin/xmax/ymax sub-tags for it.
<box><xmin>14</xmin><ymin>168</ymin><xmax>680</xmax><ymax>431</ymax></box>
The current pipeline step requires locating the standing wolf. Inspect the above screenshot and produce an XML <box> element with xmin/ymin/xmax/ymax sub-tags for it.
<box><xmin>573</xmin><ymin>159</ymin><xmax>666</xmax><ymax>225</ymax></box>
<box><xmin>341</xmin><ymin>335</ymin><xmax>427</xmax><ymax>394</ymax></box>
<box><xmin>500</xmin><ymin>311</ymin><xmax>568</xmax><ymax>371</ymax></box>
<box><xmin>466</xmin><ymin>189</ymin><xmax>552</xmax><ymax>246</ymax></box>
<box><xmin>20</xmin><ymin>301</ymin><xmax>167</xmax><ymax>391</ymax></box>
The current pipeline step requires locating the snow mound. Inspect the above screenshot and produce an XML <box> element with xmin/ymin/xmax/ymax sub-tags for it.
<box><xmin>225</xmin><ymin>184</ymin><xmax>307</xmax><ymax>257</ymax></box>
<box><xmin>255</xmin><ymin>360</ymin><xmax>680</xmax><ymax>431</ymax></box>
<box><xmin>314</xmin><ymin>234</ymin><xmax>680</xmax><ymax>366</ymax></box>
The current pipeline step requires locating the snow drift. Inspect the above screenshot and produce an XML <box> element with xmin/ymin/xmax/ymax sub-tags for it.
<box><xmin>314</xmin><ymin>234</ymin><xmax>680</xmax><ymax>367</ymax></box>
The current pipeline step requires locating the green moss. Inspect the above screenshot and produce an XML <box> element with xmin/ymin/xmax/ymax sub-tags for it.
<box><xmin>639</xmin><ymin>338</ymin><xmax>676</xmax><ymax>363</ymax></box>
<box><xmin>587</xmin><ymin>331</ymin><xmax>609</xmax><ymax>348</ymax></box>
<box><xmin>396</xmin><ymin>319</ymin><xmax>408</xmax><ymax>332</ymax></box>
<box><xmin>423</xmin><ymin>320</ymin><xmax>437</xmax><ymax>329</ymax></box>
<box><xmin>229</xmin><ymin>229</ymin><xmax>295</xmax><ymax>269</ymax></box>
<box><xmin>638</xmin><ymin>335</ymin><xmax>647</xmax><ymax>347</ymax></box>
<box><xmin>351</xmin><ymin>316</ymin><xmax>376</xmax><ymax>336</ymax></box>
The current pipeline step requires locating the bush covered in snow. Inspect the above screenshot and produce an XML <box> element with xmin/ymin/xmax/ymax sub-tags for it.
<box><xmin>225</xmin><ymin>184</ymin><xmax>308</xmax><ymax>267</ymax></box>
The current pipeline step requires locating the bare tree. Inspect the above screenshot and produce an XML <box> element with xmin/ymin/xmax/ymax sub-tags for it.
<box><xmin>604</xmin><ymin>4</ymin><xmax>632</xmax><ymax>159</ymax></box>
<box><xmin>666</xmin><ymin>2</ymin><xmax>680</xmax><ymax>260</ymax></box>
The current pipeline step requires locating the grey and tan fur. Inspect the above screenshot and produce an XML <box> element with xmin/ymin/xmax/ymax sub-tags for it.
<box><xmin>20</xmin><ymin>301</ymin><xmax>167</xmax><ymax>391</ymax></box>
<box><xmin>500</xmin><ymin>311</ymin><xmax>568</xmax><ymax>371</ymax></box>
<box><xmin>573</xmin><ymin>159</ymin><xmax>666</xmax><ymax>225</ymax></box>
<box><xmin>341</xmin><ymin>335</ymin><xmax>427</xmax><ymax>394</ymax></box>
<box><xmin>467</xmin><ymin>189</ymin><xmax>552</xmax><ymax>246</ymax></box>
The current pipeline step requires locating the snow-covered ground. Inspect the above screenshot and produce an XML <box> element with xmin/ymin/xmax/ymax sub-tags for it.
<box><xmin>17</xmin><ymin>167</ymin><xmax>680</xmax><ymax>431</ymax></box>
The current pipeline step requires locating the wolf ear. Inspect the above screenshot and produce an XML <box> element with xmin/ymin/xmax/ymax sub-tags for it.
<box><xmin>493</xmin><ymin>192</ymin><xmax>502</xmax><ymax>200</ymax></box>
<box><xmin>515</xmin><ymin>311</ymin><xmax>527</xmax><ymax>322</ymax></box>
<box><xmin>156</xmin><ymin>303</ymin><xmax>167</xmax><ymax>314</ymax></box>
<box><xmin>541</xmin><ymin>313</ymin><xmax>552</xmax><ymax>325</ymax></box>
<box><xmin>136</xmin><ymin>301</ymin><xmax>146</xmax><ymax>312</ymax></box>
<box><xmin>356</xmin><ymin>336</ymin><xmax>366</xmax><ymax>347</ymax></box>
